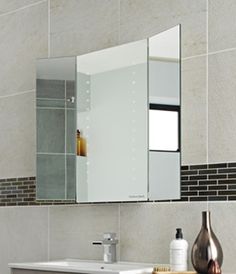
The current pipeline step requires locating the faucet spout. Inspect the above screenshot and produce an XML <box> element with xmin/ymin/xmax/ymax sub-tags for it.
<box><xmin>93</xmin><ymin>232</ymin><xmax>118</xmax><ymax>263</ymax></box>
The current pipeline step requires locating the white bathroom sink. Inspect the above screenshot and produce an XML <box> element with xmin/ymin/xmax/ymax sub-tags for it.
<box><xmin>9</xmin><ymin>259</ymin><xmax>154</xmax><ymax>274</ymax></box>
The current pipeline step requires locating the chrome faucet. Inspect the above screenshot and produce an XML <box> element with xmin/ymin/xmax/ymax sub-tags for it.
<box><xmin>93</xmin><ymin>232</ymin><xmax>118</xmax><ymax>263</ymax></box>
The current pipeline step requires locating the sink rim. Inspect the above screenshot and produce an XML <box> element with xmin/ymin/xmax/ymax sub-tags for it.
<box><xmin>9</xmin><ymin>259</ymin><xmax>157</xmax><ymax>274</ymax></box>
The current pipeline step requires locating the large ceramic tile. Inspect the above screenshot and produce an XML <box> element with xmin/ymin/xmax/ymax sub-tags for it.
<box><xmin>37</xmin><ymin>108</ymin><xmax>65</xmax><ymax>153</ymax></box>
<box><xmin>0</xmin><ymin>0</ymin><xmax>43</xmax><ymax>15</ymax></box>
<box><xmin>208</xmin><ymin>50</ymin><xmax>236</xmax><ymax>162</ymax></box>
<box><xmin>0</xmin><ymin>206</ymin><xmax>48</xmax><ymax>274</ymax></box>
<box><xmin>120</xmin><ymin>202</ymin><xmax>207</xmax><ymax>265</ymax></box>
<box><xmin>49</xmin><ymin>204</ymin><xmax>119</xmax><ymax>260</ymax></box>
<box><xmin>0</xmin><ymin>92</ymin><xmax>36</xmax><ymax>179</ymax></box>
<box><xmin>120</xmin><ymin>0</ymin><xmax>207</xmax><ymax>58</ymax></box>
<box><xmin>0</xmin><ymin>2</ymin><xmax>47</xmax><ymax>96</ymax></box>
<box><xmin>208</xmin><ymin>202</ymin><xmax>236</xmax><ymax>272</ymax></box>
<box><xmin>181</xmin><ymin>56</ymin><xmax>207</xmax><ymax>165</ymax></box>
<box><xmin>36</xmin><ymin>154</ymin><xmax>66</xmax><ymax>199</ymax></box>
<box><xmin>50</xmin><ymin>0</ymin><xmax>119</xmax><ymax>57</ymax></box>
<box><xmin>209</xmin><ymin>0</ymin><xmax>236</xmax><ymax>52</ymax></box>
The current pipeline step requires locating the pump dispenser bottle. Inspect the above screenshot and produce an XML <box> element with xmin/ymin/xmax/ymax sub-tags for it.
<box><xmin>170</xmin><ymin>228</ymin><xmax>188</xmax><ymax>271</ymax></box>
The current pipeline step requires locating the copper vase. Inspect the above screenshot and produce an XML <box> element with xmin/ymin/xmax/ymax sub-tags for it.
<box><xmin>191</xmin><ymin>211</ymin><xmax>223</xmax><ymax>274</ymax></box>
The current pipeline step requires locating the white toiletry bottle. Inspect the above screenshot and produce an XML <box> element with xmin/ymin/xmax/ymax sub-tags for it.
<box><xmin>170</xmin><ymin>228</ymin><xmax>188</xmax><ymax>271</ymax></box>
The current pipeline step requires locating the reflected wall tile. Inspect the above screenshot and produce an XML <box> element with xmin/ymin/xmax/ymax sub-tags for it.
<box><xmin>0</xmin><ymin>206</ymin><xmax>48</xmax><ymax>274</ymax></box>
<box><xmin>120</xmin><ymin>0</ymin><xmax>207</xmax><ymax>58</ymax></box>
<box><xmin>0</xmin><ymin>2</ymin><xmax>48</xmax><ymax>96</ymax></box>
<box><xmin>49</xmin><ymin>204</ymin><xmax>119</xmax><ymax>260</ymax></box>
<box><xmin>208</xmin><ymin>50</ymin><xmax>236</xmax><ymax>162</ymax></box>
<box><xmin>36</xmin><ymin>79</ymin><xmax>65</xmax><ymax>100</ymax></box>
<box><xmin>66</xmin><ymin>155</ymin><xmax>76</xmax><ymax>200</ymax></box>
<box><xmin>37</xmin><ymin>108</ymin><xmax>65</xmax><ymax>153</ymax></box>
<box><xmin>181</xmin><ymin>56</ymin><xmax>207</xmax><ymax>165</ymax></box>
<box><xmin>66</xmin><ymin>109</ymin><xmax>76</xmax><ymax>154</ymax></box>
<box><xmin>50</xmin><ymin>0</ymin><xmax>119</xmax><ymax>57</ymax></box>
<box><xmin>0</xmin><ymin>0</ymin><xmax>43</xmax><ymax>15</ymax></box>
<box><xmin>37</xmin><ymin>154</ymin><xmax>66</xmax><ymax>199</ymax></box>
<box><xmin>209</xmin><ymin>0</ymin><xmax>236</xmax><ymax>52</ymax></box>
<box><xmin>0</xmin><ymin>92</ymin><xmax>36</xmax><ymax>179</ymax></box>
<box><xmin>120</xmin><ymin>202</ymin><xmax>206</xmax><ymax>264</ymax></box>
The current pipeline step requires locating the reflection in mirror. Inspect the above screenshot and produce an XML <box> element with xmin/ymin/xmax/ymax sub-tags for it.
<box><xmin>36</xmin><ymin>57</ymin><xmax>76</xmax><ymax>200</ymax></box>
<box><xmin>77</xmin><ymin>40</ymin><xmax>148</xmax><ymax>202</ymax></box>
<box><xmin>35</xmin><ymin>25</ymin><xmax>181</xmax><ymax>203</ymax></box>
<box><xmin>148</xmin><ymin>25</ymin><xmax>181</xmax><ymax>200</ymax></box>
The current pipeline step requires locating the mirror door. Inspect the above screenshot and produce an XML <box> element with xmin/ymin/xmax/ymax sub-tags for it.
<box><xmin>36</xmin><ymin>57</ymin><xmax>76</xmax><ymax>200</ymax></box>
<box><xmin>148</xmin><ymin>25</ymin><xmax>181</xmax><ymax>200</ymax></box>
<box><xmin>76</xmin><ymin>40</ymin><xmax>148</xmax><ymax>202</ymax></box>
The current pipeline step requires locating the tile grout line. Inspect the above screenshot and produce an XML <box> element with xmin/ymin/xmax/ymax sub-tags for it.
<box><xmin>208</xmin><ymin>47</ymin><xmax>236</xmax><ymax>56</ymax></box>
<box><xmin>182</xmin><ymin>53</ymin><xmax>207</xmax><ymax>61</ymax></box>
<box><xmin>65</xmin><ymin>80</ymin><xmax>67</xmax><ymax>199</ymax></box>
<box><xmin>47</xmin><ymin>206</ymin><xmax>50</xmax><ymax>261</ymax></box>
<box><xmin>0</xmin><ymin>0</ymin><xmax>47</xmax><ymax>18</ymax></box>
<box><xmin>0</xmin><ymin>89</ymin><xmax>35</xmax><ymax>100</ymax></box>
<box><xmin>118</xmin><ymin>204</ymin><xmax>121</xmax><ymax>261</ymax></box>
<box><xmin>48</xmin><ymin>0</ymin><xmax>51</xmax><ymax>58</ymax></box>
<box><xmin>118</xmin><ymin>0</ymin><xmax>121</xmax><ymax>44</ymax></box>
<box><xmin>182</xmin><ymin>47</ymin><xmax>236</xmax><ymax>62</ymax></box>
<box><xmin>206</xmin><ymin>0</ymin><xmax>209</xmax><ymax>165</ymax></box>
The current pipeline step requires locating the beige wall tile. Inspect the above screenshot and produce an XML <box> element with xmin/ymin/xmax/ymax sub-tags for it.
<box><xmin>120</xmin><ymin>202</ymin><xmax>207</xmax><ymax>265</ymax></box>
<box><xmin>0</xmin><ymin>2</ymin><xmax>48</xmax><ymax>96</ymax></box>
<box><xmin>50</xmin><ymin>0</ymin><xmax>119</xmax><ymax>57</ymax></box>
<box><xmin>120</xmin><ymin>0</ymin><xmax>207</xmax><ymax>58</ymax></box>
<box><xmin>49</xmin><ymin>204</ymin><xmax>119</xmax><ymax>260</ymax></box>
<box><xmin>209</xmin><ymin>0</ymin><xmax>236</xmax><ymax>52</ymax></box>
<box><xmin>0</xmin><ymin>0</ymin><xmax>43</xmax><ymax>15</ymax></box>
<box><xmin>0</xmin><ymin>92</ymin><xmax>36</xmax><ymax>179</ymax></box>
<box><xmin>181</xmin><ymin>56</ymin><xmax>207</xmax><ymax>164</ymax></box>
<box><xmin>208</xmin><ymin>50</ymin><xmax>236</xmax><ymax>162</ymax></box>
<box><xmin>0</xmin><ymin>206</ymin><xmax>48</xmax><ymax>274</ymax></box>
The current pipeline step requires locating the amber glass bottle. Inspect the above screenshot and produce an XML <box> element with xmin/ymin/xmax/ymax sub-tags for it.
<box><xmin>77</xmin><ymin>130</ymin><xmax>86</xmax><ymax>156</ymax></box>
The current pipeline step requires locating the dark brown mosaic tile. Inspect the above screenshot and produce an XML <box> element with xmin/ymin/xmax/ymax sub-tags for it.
<box><xmin>208</xmin><ymin>196</ymin><xmax>227</xmax><ymax>201</ymax></box>
<box><xmin>190</xmin><ymin>196</ymin><xmax>208</xmax><ymax>201</ymax></box>
<box><xmin>208</xmin><ymin>163</ymin><xmax>227</xmax><ymax>169</ymax></box>
<box><xmin>199</xmin><ymin>169</ymin><xmax>217</xmax><ymax>175</ymax></box>
<box><xmin>1</xmin><ymin>162</ymin><xmax>236</xmax><ymax>206</ymax></box>
<box><xmin>190</xmin><ymin>164</ymin><xmax>208</xmax><ymax>170</ymax></box>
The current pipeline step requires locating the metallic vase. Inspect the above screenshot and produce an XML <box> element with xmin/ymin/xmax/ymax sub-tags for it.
<box><xmin>191</xmin><ymin>211</ymin><xmax>223</xmax><ymax>274</ymax></box>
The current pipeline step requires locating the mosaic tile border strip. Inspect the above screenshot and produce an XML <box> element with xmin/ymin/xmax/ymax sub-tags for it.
<box><xmin>0</xmin><ymin>177</ymin><xmax>74</xmax><ymax>206</ymax></box>
<box><xmin>1</xmin><ymin>162</ymin><xmax>236</xmax><ymax>206</ymax></box>
<box><xmin>181</xmin><ymin>162</ymin><xmax>236</xmax><ymax>201</ymax></box>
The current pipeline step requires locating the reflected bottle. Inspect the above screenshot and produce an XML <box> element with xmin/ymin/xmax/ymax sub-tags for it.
<box><xmin>191</xmin><ymin>211</ymin><xmax>223</xmax><ymax>274</ymax></box>
<box><xmin>77</xmin><ymin>130</ymin><xmax>87</xmax><ymax>157</ymax></box>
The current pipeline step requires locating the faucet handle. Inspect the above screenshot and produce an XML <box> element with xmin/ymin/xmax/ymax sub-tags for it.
<box><xmin>103</xmin><ymin>232</ymin><xmax>117</xmax><ymax>240</ymax></box>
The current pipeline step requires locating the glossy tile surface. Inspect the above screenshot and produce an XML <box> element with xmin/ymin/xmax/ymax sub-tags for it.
<box><xmin>181</xmin><ymin>56</ymin><xmax>207</xmax><ymax>164</ymax></box>
<box><xmin>209</xmin><ymin>0</ymin><xmax>236</xmax><ymax>52</ymax></box>
<box><xmin>0</xmin><ymin>2</ymin><xmax>48</xmax><ymax>96</ymax></box>
<box><xmin>49</xmin><ymin>204</ymin><xmax>119</xmax><ymax>260</ymax></box>
<box><xmin>50</xmin><ymin>0</ymin><xmax>119</xmax><ymax>56</ymax></box>
<box><xmin>0</xmin><ymin>206</ymin><xmax>48</xmax><ymax>274</ymax></box>
<box><xmin>0</xmin><ymin>92</ymin><xmax>36</xmax><ymax>179</ymax></box>
<box><xmin>120</xmin><ymin>202</ymin><xmax>207</xmax><ymax>264</ymax></box>
<box><xmin>120</xmin><ymin>0</ymin><xmax>207</xmax><ymax>58</ymax></box>
<box><xmin>208</xmin><ymin>50</ymin><xmax>236</xmax><ymax>162</ymax></box>
<box><xmin>0</xmin><ymin>0</ymin><xmax>43</xmax><ymax>15</ymax></box>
